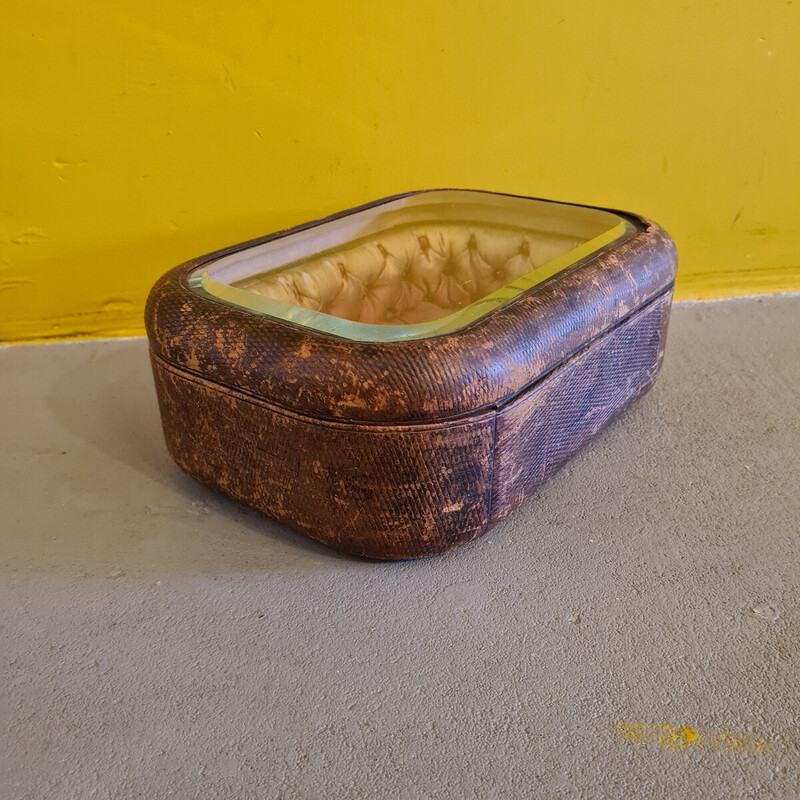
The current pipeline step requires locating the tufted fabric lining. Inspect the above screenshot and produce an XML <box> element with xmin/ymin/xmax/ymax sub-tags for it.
<box><xmin>233</xmin><ymin>224</ymin><xmax>581</xmax><ymax>325</ymax></box>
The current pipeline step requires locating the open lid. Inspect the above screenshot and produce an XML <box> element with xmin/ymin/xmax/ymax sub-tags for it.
<box><xmin>146</xmin><ymin>190</ymin><xmax>676</xmax><ymax>424</ymax></box>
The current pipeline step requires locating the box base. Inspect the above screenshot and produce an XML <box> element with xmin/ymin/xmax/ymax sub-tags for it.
<box><xmin>151</xmin><ymin>289</ymin><xmax>672</xmax><ymax>559</ymax></box>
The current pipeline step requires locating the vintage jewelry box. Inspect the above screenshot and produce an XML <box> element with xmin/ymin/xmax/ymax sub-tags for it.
<box><xmin>145</xmin><ymin>190</ymin><xmax>677</xmax><ymax>559</ymax></box>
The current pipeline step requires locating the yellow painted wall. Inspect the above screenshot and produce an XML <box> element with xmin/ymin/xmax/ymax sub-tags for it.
<box><xmin>2</xmin><ymin>1</ymin><xmax>798</xmax><ymax>343</ymax></box>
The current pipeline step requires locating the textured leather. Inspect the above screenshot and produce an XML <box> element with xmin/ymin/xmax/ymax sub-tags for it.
<box><xmin>149</xmin><ymin>289</ymin><xmax>671</xmax><ymax>559</ymax></box>
<box><xmin>151</xmin><ymin>354</ymin><xmax>495</xmax><ymax>560</ymax></box>
<box><xmin>144</xmin><ymin>191</ymin><xmax>678</xmax><ymax>559</ymax></box>
<box><xmin>145</xmin><ymin>196</ymin><xmax>676</xmax><ymax>424</ymax></box>
<box><xmin>235</xmin><ymin>224</ymin><xmax>575</xmax><ymax>325</ymax></box>
<box><xmin>490</xmin><ymin>290</ymin><xmax>671</xmax><ymax>525</ymax></box>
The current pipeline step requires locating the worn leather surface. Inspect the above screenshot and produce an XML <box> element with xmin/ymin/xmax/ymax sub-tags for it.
<box><xmin>490</xmin><ymin>290</ymin><xmax>671</xmax><ymax>526</ymax></box>
<box><xmin>151</xmin><ymin>355</ymin><xmax>495</xmax><ymax>560</ymax></box>
<box><xmin>235</xmin><ymin>224</ymin><xmax>576</xmax><ymax>325</ymax></box>
<box><xmin>144</xmin><ymin>191</ymin><xmax>677</xmax><ymax>559</ymax></box>
<box><xmin>145</xmin><ymin>193</ymin><xmax>676</xmax><ymax>424</ymax></box>
<box><xmin>150</xmin><ymin>291</ymin><xmax>671</xmax><ymax>558</ymax></box>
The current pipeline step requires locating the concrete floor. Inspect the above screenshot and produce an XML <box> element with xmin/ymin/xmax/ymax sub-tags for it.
<box><xmin>2</xmin><ymin>295</ymin><xmax>799</xmax><ymax>799</ymax></box>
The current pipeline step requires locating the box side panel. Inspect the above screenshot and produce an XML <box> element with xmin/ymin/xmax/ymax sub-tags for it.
<box><xmin>489</xmin><ymin>291</ymin><xmax>672</xmax><ymax>525</ymax></box>
<box><xmin>150</xmin><ymin>356</ymin><xmax>494</xmax><ymax>560</ymax></box>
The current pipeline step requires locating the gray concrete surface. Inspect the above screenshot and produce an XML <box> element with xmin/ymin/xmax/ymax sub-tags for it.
<box><xmin>2</xmin><ymin>295</ymin><xmax>799</xmax><ymax>799</ymax></box>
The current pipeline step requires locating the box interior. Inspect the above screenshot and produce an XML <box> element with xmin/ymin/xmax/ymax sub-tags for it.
<box><xmin>189</xmin><ymin>191</ymin><xmax>633</xmax><ymax>341</ymax></box>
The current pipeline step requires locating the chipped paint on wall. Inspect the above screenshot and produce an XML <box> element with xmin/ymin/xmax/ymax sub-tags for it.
<box><xmin>2</xmin><ymin>1</ymin><xmax>799</xmax><ymax>342</ymax></box>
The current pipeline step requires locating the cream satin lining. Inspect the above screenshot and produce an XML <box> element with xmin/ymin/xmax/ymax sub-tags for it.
<box><xmin>233</xmin><ymin>223</ymin><xmax>583</xmax><ymax>326</ymax></box>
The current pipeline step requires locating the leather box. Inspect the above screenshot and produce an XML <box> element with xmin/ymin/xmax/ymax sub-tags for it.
<box><xmin>145</xmin><ymin>190</ymin><xmax>677</xmax><ymax>559</ymax></box>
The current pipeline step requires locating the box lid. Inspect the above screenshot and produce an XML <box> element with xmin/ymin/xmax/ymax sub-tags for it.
<box><xmin>145</xmin><ymin>190</ymin><xmax>676</xmax><ymax>424</ymax></box>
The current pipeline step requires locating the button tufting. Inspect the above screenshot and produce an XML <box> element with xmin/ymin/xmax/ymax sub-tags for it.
<box><xmin>236</xmin><ymin>223</ymin><xmax>559</xmax><ymax>326</ymax></box>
